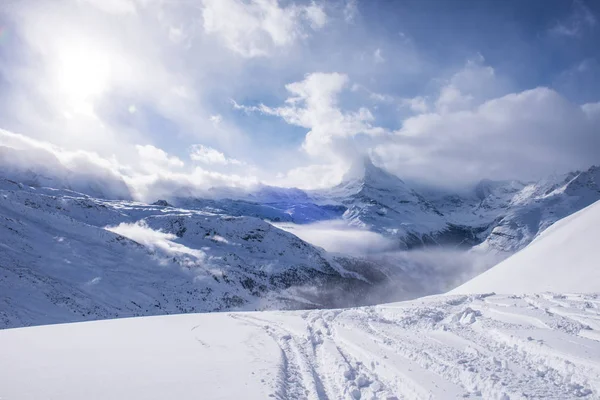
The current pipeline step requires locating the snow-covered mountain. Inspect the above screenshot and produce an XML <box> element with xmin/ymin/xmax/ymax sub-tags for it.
<box><xmin>474</xmin><ymin>165</ymin><xmax>600</xmax><ymax>252</ymax></box>
<box><xmin>180</xmin><ymin>159</ymin><xmax>600</xmax><ymax>254</ymax></box>
<box><xmin>313</xmin><ymin>157</ymin><xmax>450</xmax><ymax>248</ymax></box>
<box><xmin>0</xmin><ymin>178</ymin><xmax>393</xmax><ymax>329</ymax></box>
<box><xmin>452</xmin><ymin>199</ymin><xmax>600</xmax><ymax>294</ymax></box>
<box><xmin>3</xmin><ymin>162</ymin><xmax>600</xmax><ymax>399</ymax></box>
<box><xmin>4</xmin><ymin>200</ymin><xmax>600</xmax><ymax>399</ymax></box>
<box><xmin>1</xmin><ymin>155</ymin><xmax>599</xmax><ymax>329</ymax></box>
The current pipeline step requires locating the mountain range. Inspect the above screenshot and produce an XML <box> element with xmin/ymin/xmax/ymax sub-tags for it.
<box><xmin>0</xmin><ymin>155</ymin><xmax>599</xmax><ymax>328</ymax></box>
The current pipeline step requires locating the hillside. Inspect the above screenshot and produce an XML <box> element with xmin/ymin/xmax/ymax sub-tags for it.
<box><xmin>452</xmin><ymin>199</ymin><xmax>600</xmax><ymax>294</ymax></box>
<box><xmin>0</xmin><ymin>179</ymin><xmax>389</xmax><ymax>328</ymax></box>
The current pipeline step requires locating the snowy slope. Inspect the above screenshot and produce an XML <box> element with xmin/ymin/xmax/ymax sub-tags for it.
<box><xmin>2</xmin><ymin>292</ymin><xmax>600</xmax><ymax>399</ymax></box>
<box><xmin>451</xmin><ymin>200</ymin><xmax>600</xmax><ymax>295</ymax></box>
<box><xmin>474</xmin><ymin>165</ymin><xmax>600</xmax><ymax>253</ymax></box>
<box><xmin>0</xmin><ymin>179</ymin><xmax>391</xmax><ymax>328</ymax></box>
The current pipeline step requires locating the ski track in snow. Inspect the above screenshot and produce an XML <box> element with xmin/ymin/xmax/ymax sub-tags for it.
<box><xmin>2</xmin><ymin>293</ymin><xmax>600</xmax><ymax>399</ymax></box>
<box><xmin>237</xmin><ymin>293</ymin><xmax>600</xmax><ymax>399</ymax></box>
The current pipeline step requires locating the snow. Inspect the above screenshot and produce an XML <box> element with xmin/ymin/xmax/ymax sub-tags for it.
<box><xmin>2</xmin><ymin>292</ymin><xmax>600</xmax><ymax>399</ymax></box>
<box><xmin>2</xmin><ymin>157</ymin><xmax>600</xmax><ymax>398</ymax></box>
<box><xmin>0</xmin><ymin>178</ymin><xmax>394</xmax><ymax>328</ymax></box>
<box><xmin>452</xmin><ymin>200</ymin><xmax>600</xmax><ymax>294</ymax></box>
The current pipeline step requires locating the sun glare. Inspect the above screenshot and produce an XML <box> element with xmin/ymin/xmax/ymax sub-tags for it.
<box><xmin>54</xmin><ymin>41</ymin><xmax>111</xmax><ymax>111</ymax></box>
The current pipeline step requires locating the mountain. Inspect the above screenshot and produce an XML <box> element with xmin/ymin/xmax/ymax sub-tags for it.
<box><xmin>314</xmin><ymin>157</ymin><xmax>450</xmax><ymax>248</ymax></box>
<box><xmin>474</xmin><ymin>165</ymin><xmax>600</xmax><ymax>252</ymax></box>
<box><xmin>182</xmin><ymin>159</ymin><xmax>600</xmax><ymax>254</ymax></box>
<box><xmin>451</xmin><ymin>199</ymin><xmax>600</xmax><ymax>294</ymax></box>
<box><xmin>2</xmin><ymin>155</ymin><xmax>600</xmax><ymax>329</ymax></box>
<box><xmin>0</xmin><ymin>178</ymin><xmax>392</xmax><ymax>329</ymax></box>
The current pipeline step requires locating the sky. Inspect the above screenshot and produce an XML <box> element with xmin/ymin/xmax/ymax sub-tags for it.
<box><xmin>0</xmin><ymin>0</ymin><xmax>599</xmax><ymax>200</ymax></box>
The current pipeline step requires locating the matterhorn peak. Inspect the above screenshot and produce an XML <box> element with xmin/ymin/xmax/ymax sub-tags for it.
<box><xmin>341</xmin><ymin>156</ymin><xmax>404</xmax><ymax>188</ymax></box>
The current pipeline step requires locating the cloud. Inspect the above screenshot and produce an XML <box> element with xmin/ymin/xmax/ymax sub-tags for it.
<box><xmin>343</xmin><ymin>0</ymin><xmax>359</xmax><ymax>23</ymax></box>
<box><xmin>1</xmin><ymin>0</ymin><xmax>598</xmax><ymax>197</ymax></box>
<box><xmin>106</xmin><ymin>221</ymin><xmax>207</xmax><ymax>263</ymax></box>
<box><xmin>0</xmin><ymin>128</ymin><xmax>257</xmax><ymax>201</ymax></box>
<box><xmin>189</xmin><ymin>144</ymin><xmax>243</xmax><ymax>166</ymax></box>
<box><xmin>235</xmin><ymin>72</ymin><xmax>386</xmax><ymax>160</ymax></box>
<box><xmin>304</xmin><ymin>2</ymin><xmax>328</xmax><ymax>29</ymax></box>
<box><xmin>0</xmin><ymin>0</ymin><xmax>250</xmax><ymax>163</ymax></box>
<box><xmin>434</xmin><ymin>55</ymin><xmax>505</xmax><ymax>113</ymax></box>
<box><xmin>274</xmin><ymin>219</ymin><xmax>503</xmax><ymax>299</ymax></box>
<box><xmin>79</xmin><ymin>0</ymin><xmax>137</xmax><ymax>15</ymax></box>
<box><xmin>373</xmin><ymin>48</ymin><xmax>385</xmax><ymax>64</ymax></box>
<box><xmin>246</xmin><ymin>58</ymin><xmax>600</xmax><ymax>189</ymax></box>
<box><xmin>400</xmin><ymin>96</ymin><xmax>428</xmax><ymax>113</ymax></box>
<box><xmin>270</xmin><ymin>163</ymin><xmax>348</xmax><ymax>189</ymax></box>
<box><xmin>200</xmin><ymin>0</ymin><xmax>327</xmax><ymax>57</ymax></box>
<box><xmin>375</xmin><ymin>86</ymin><xmax>600</xmax><ymax>187</ymax></box>
<box><xmin>0</xmin><ymin>128</ymin><xmax>132</xmax><ymax>199</ymax></box>
<box><xmin>549</xmin><ymin>0</ymin><xmax>597</xmax><ymax>38</ymax></box>
<box><xmin>136</xmin><ymin>145</ymin><xmax>185</xmax><ymax>172</ymax></box>
<box><xmin>274</xmin><ymin>220</ymin><xmax>395</xmax><ymax>255</ymax></box>
<box><xmin>209</xmin><ymin>114</ymin><xmax>223</xmax><ymax>127</ymax></box>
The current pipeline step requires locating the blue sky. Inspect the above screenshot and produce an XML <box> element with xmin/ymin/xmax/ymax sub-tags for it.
<box><xmin>0</xmin><ymin>0</ymin><xmax>598</xmax><ymax>199</ymax></box>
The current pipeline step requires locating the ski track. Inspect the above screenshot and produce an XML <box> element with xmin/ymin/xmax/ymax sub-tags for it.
<box><xmin>236</xmin><ymin>293</ymin><xmax>600</xmax><ymax>399</ymax></box>
<box><xmin>2</xmin><ymin>293</ymin><xmax>600</xmax><ymax>399</ymax></box>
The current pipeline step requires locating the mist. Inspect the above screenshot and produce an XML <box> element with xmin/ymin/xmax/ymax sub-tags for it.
<box><xmin>272</xmin><ymin>220</ymin><xmax>505</xmax><ymax>307</ymax></box>
<box><xmin>273</xmin><ymin>220</ymin><xmax>396</xmax><ymax>255</ymax></box>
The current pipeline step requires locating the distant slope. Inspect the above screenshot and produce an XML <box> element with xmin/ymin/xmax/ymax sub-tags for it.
<box><xmin>451</xmin><ymin>199</ymin><xmax>600</xmax><ymax>294</ymax></box>
<box><xmin>0</xmin><ymin>179</ymin><xmax>390</xmax><ymax>328</ymax></box>
<box><xmin>2</xmin><ymin>292</ymin><xmax>600</xmax><ymax>399</ymax></box>
<box><xmin>474</xmin><ymin>165</ymin><xmax>600</xmax><ymax>253</ymax></box>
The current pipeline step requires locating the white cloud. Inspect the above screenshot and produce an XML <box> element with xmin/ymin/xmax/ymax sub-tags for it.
<box><xmin>304</xmin><ymin>2</ymin><xmax>328</xmax><ymax>29</ymax></box>
<box><xmin>79</xmin><ymin>0</ymin><xmax>137</xmax><ymax>15</ymax></box>
<box><xmin>243</xmin><ymin>59</ymin><xmax>600</xmax><ymax>190</ymax></box>
<box><xmin>209</xmin><ymin>114</ymin><xmax>223</xmax><ymax>127</ymax></box>
<box><xmin>435</xmin><ymin>55</ymin><xmax>503</xmax><ymax>113</ymax></box>
<box><xmin>400</xmin><ymin>96</ymin><xmax>428</xmax><ymax>114</ymax></box>
<box><xmin>0</xmin><ymin>128</ymin><xmax>257</xmax><ymax>202</ymax></box>
<box><xmin>369</xmin><ymin>92</ymin><xmax>394</xmax><ymax>103</ymax></box>
<box><xmin>374</xmin><ymin>48</ymin><xmax>385</xmax><ymax>64</ymax></box>
<box><xmin>274</xmin><ymin>220</ymin><xmax>395</xmax><ymax>255</ymax></box>
<box><xmin>130</xmin><ymin>167</ymin><xmax>258</xmax><ymax>202</ymax></box>
<box><xmin>343</xmin><ymin>0</ymin><xmax>359</xmax><ymax>23</ymax></box>
<box><xmin>189</xmin><ymin>144</ymin><xmax>243</xmax><ymax>166</ymax></box>
<box><xmin>106</xmin><ymin>221</ymin><xmax>206</xmax><ymax>261</ymax></box>
<box><xmin>201</xmin><ymin>0</ymin><xmax>327</xmax><ymax>57</ymax></box>
<box><xmin>270</xmin><ymin>163</ymin><xmax>347</xmax><ymax>189</ymax></box>
<box><xmin>136</xmin><ymin>144</ymin><xmax>185</xmax><ymax>172</ymax></box>
<box><xmin>375</xmin><ymin>87</ymin><xmax>600</xmax><ymax>187</ymax></box>
<box><xmin>0</xmin><ymin>128</ymin><xmax>131</xmax><ymax>199</ymax></box>
<box><xmin>237</xmin><ymin>72</ymin><xmax>386</xmax><ymax>159</ymax></box>
<box><xmin>1</xmin><ymin>0</ymin><xmax>246</xmax><ymax>162</ymax></box>
<box><xmin>549</xmin><ymin>0</ymin><xmax>597</xmax><ymax>38</ymax></box>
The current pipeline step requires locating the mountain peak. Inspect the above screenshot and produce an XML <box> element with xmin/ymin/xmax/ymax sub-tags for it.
<box><xmin>341</xmin><ymin>156</ymin><xmax>404</xmax><ymax>187</ymax></box>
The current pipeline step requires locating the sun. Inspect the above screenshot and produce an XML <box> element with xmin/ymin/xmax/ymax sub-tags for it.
<box><xmin>54</xmin><ymin>40</ymin><xmax>111</xmax><ymax>112</ymax></box>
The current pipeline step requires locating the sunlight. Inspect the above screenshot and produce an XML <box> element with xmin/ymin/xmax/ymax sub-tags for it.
<box><xmin>54</xmin><ymin>41</ymin><xmax>111</xmax><ymax>110</ymax></box>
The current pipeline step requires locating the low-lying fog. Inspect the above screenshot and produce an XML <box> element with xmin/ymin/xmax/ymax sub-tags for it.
<box><xmin>274</xmin><ymin>220</ymin><xmax>505</xmax><ymax>304</ymax></box>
